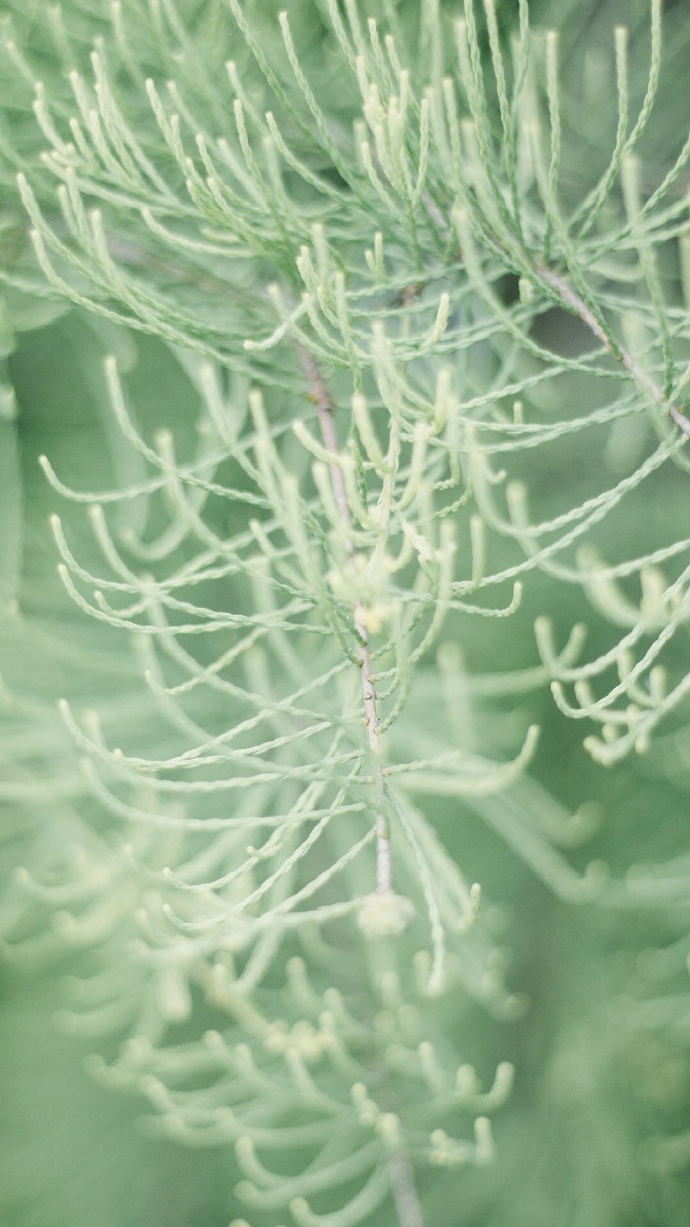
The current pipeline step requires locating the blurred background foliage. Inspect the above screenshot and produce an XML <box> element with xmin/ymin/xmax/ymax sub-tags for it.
<box><xmin>3</xmin><ymin>1</ymin><xmax>690</xmax><ymax>1225</ymax></box>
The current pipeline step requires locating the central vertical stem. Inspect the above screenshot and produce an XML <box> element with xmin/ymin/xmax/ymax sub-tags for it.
<box><xmin>296</xmin><ymin>346</ymin><xmax>392</xmax><ymax>895</ymax></box>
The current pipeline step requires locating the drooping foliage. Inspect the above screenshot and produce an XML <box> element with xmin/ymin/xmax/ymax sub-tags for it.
<box><xmin>3</xmin><ymin>2</ymin><xmax>690</xmax><ymax>1225</ymax></box>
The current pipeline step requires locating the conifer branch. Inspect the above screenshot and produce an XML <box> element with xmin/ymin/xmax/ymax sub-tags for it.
<box><xmin>296</xmin><ymin>343</ymin><xmax>391</xmax><ymax>896</ymax></box>
<box><xmin>537</xmin><ymin>263</ymin><xmax>690</xmax><ymax>439</ymax></box>
<box><xmin>5</xmin><ymin>2</ymin><xmax>690</xmax><ymax>1224</ymax></box>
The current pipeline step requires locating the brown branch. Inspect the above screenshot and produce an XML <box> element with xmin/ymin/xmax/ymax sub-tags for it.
<box><xmin>537</xmin><ymin>264</ymin><xmax>690</xmax><ymax>439</ymax></box>
<box><xmin>296</xmin><ymin>345</ymin><xmax>392</xmax><ymax>896</ymax></box>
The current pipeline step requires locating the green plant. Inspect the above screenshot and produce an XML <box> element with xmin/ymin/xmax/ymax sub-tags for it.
<box><xmin>3</xmin><ymin>1</ymin><xmax>690</xmax><ymax>1224</ymax></box>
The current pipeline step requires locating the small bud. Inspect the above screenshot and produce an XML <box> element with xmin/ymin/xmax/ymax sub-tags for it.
<box><xmin>357</xmin><ymin>891</ymin><xmax>415</xmax><ymax>938</ymax></box>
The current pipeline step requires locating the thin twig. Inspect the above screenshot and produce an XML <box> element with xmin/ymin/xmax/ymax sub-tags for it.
<box><xmin>537</xmin><ymin>264</ymin><xmax>690</xmax><ymax>439</ymax></box>
<box><xmin>296</xmin><ymin>345</ymin><xmax>392</xmax><ymax>895</ymax></box>
<box><xmin>389</xmin><ymin>1151</ymin><xmax>426</xmax><ymax>1227</ymax></box>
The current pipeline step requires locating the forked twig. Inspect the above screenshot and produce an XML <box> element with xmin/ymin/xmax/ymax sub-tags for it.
<box><xmin>538</xmin><ymin>264</ymin><xmax>690</xmax><ymax>440</ymax></box>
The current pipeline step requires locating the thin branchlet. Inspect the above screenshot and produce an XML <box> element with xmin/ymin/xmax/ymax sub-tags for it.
<box><xmin>537</xmin><ymin>263</ymin><xmax>690</xmax><ymax>439</ymax></box>
<box><xmin>296</xmin><ymin>343</ymin><xmax>392</xmax><ymax>896</ymax></box>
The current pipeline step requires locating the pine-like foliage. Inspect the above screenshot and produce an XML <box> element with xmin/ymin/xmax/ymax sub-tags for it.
<box><xmin>3</xmin><ymin>1</ymin><xmax>690</xmax><ymax>1225</ymax></box>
